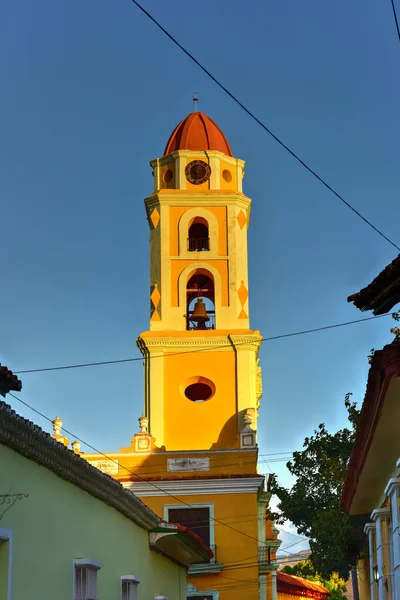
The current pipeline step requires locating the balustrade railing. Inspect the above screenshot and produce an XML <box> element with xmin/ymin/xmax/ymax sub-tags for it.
<box><xmin>186</xmin><ymin>311</ymin><xmax>215</xmax><ymax>331</ymax></box>
<box><xmin>187</xmin><ymin>237</ymin><xmax>210</xmax><ymax>252</ymax></box>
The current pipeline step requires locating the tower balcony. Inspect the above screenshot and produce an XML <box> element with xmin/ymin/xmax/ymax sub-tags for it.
<box><xmin>186</xmin><ymin>310</ymin><xmax>215</xmax><ymax>331</ymax></box>
<box><xmin>187</xmin><ymin>237</ymin><xmax>210</xmax><ymax>252</ymax></box>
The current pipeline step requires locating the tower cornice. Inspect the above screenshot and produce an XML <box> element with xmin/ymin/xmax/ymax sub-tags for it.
<box><xmin>145</xmin><ymin>192</ymin><xmax>251</xmax><ymax>212</ymax></box>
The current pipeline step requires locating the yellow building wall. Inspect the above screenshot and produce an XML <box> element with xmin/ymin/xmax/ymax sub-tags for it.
<box><xmin>357</xmin><ymin>556</ymin><xmax>370</xmax><ymax>600</ymax></box>
<box><xmin>162</xmin><ymin>349</ymin><xmax>238</xmax><ymax>450</ymax></box>
<box><xmin>143</xmin><ymin>490</ymin><xmax>260</xmax><ymax>600</ymax></box>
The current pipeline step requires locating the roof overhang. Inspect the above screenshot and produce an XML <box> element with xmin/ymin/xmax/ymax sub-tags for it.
<box><xmin>348</xmin><ymin>254</ymin><xmax>400</xmax><ymax>314</ymax></box>
<box><xmin>149</xmin><ymin>523</ymin><xmax>213</xmax><ymax>568</ymax></box>
<box><xmin>0</xmin><ymin>365</ymin><xmax>22</xmax><ymax>397</ymax></box>
<box><xmin>342</xmin><ymin>343</ymin><xmax>400</xmax><ymax>514</ymax></box>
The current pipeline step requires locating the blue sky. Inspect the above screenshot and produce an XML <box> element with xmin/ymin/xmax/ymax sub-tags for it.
<box><xmin>2</xmin><ymin>0</ymin><xmax>400</xmax><ymax>553</ymax></box>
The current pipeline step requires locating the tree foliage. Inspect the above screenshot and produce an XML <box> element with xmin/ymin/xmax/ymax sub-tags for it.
<box><xmin>282</xmin><ymin>560</ymin><xmax>347</xmax><ymax>600</ymax></box>
<box><xmin>270</xmin><ymin>395</ymin><xmax>367</xmax><ymax>579</ymax></box>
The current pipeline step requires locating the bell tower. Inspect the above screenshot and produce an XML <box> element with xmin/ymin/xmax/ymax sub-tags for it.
<box><xmin>138</xmin><ymin>111</ymin><xmax>263</xmax><ymax>451</ymax></box>
<box><xmin>84</xmin><ymin>110</ymin><xmax>280</xmax><ymax>600</ymax></box>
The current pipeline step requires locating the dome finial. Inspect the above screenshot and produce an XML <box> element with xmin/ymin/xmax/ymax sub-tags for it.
<box><xmin>193</xmin><ymin>91</ymin><xmax>198</xmax><ymax>112</ymax></box>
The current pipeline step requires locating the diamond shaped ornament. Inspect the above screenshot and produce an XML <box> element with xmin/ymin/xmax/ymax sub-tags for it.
<box><xmin>237</xmin><ymin>280</ymin><xmax>248</xmax><ymax>307</ymax></box>
<box><xmin>150</xmin><ymin>284</ymin><xmax>161</xmax><ymax>309</ymax></box>
<box><xmin>150</xmin><ymin>208</ymin><xmax>160</xmax><ymax>229</ymax></box>
<box><xmin>236</xmin><ymin>210</ymin><xmax>247</xmax><ymax>230</ymax></box>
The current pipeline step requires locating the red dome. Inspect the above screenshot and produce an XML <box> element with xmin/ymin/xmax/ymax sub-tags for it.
<box><xmin>164</xmin><ymin>112</ymin><xmax>233</xmax><ymax>156</ymax></box>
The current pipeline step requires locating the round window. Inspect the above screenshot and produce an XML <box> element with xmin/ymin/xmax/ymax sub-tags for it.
<box><xmin>222</xmin><ymin>169</ymin><xmax>232</xmax><ymax>182</ymax></box>
<box><xmin>180</xmin><ymin>376</ymin><xmax>216</xmax><ymax>403</ymax></box>
<box><xmin>163</xmin><ymin>169</ymin><xmax>173</xmax><ymax>183</ymax></box>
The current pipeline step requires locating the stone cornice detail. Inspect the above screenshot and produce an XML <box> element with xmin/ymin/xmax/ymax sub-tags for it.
<box><xmin>137</xmin><ymin>333</ymin><xmax>263</xmax><ymax>354</ymax></box>
<box><xmin>364</xmin><ymin>522</ymin><xmax>376</xmax><ymax>534</ymax></box>
<box><xmin>123</xmin><ymin>476</ymin><xmax>264</xmax><ymax>497</ymax></box>
<box><xmin>145</xmin><ymin>193</ymin><xmax>251</xmax><ymax>212</ymax></box>
<box><xmin>0</xmin><ymin>401</ymin><xmax>159</xmax><ymax>531</ymax></box>
<box><xmin>371</xmin><ymin>507</ymin><xmax>391</xmax><ymax>521</ymax></box>
<box><xmin>384</xmin><ymin>477</ymin><xmax>400</xmax><ymax>497</ymax></box>
<box><xmin>150</xmin><ymin>149</ymin><xmax>245</xmax><ymax>168</ymax></box>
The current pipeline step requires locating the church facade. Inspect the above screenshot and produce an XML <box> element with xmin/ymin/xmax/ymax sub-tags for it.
<box><xmin>84</xmin><ymin>110</ymin><xmax>281</xmax><ymax>600</ymax></box>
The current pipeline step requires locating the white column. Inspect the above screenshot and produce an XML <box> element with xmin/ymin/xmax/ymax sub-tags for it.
<box><xmin>259</xmin><ymin>575</ymin><xmax>267</xmax><ymax>600</ymax></box>
<box><xmin>271</xmin><ymin>570</ymin><xmax>277</xmax><ymax>600</ymax></box>
<box><xmin>385</xmin><ymin>478</ymin><xmax>400</xmax><ymax>600</ymax></box>
<box><xmin>365</xmin><ymin>522</ymin><xmax>378</xmax><ymax>600</ymax></box>
<box><xmin>372</xmin><ymin>508</ymin><xmax>392</xmax><ymax>600</ymax></box>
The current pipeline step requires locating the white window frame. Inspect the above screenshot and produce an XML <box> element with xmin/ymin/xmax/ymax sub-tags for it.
<box><xmin>0</xmin><ymin>527</ymin><xmax>12</xmax><ymax>600</ymax></box>
<box><xmin>163</xmin><ymin>502</ymin><xmax>215</xmax><ymax>548</ymax></box>
<box><xmin>73</xmin><ymin>558</ymin><xmax>101</xmax><ymax>600</ymax></box>
<box><xmin>121</xmin><ymin>575</ymin><xmax>140</xmax><ymax>600</ymax></box>
<box><xmin>187</xmin><ymin>583</ymin><xmax>219</xmax><ymax>599</ymax></box>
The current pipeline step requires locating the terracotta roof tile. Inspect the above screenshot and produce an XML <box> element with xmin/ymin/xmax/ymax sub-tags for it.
<box><xmin>277</xmin><ymin>572</ymin><xmax>330</xmax><ymax>599</ymax></box>
<box><xmin>348</xmin><ymin>254</ymin><xmax>400</xmax><ymax>314</ymax></box>
<box><xmin>0</xmin><ymin>365</ymin><xmax>22</xmax><ymax>396</ymax></box>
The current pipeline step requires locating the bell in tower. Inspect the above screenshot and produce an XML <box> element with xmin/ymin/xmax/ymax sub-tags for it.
<box><xmin>189</xmin><ymin>297</ymin><xmax>210</xmax><ymax>330</ymax></box>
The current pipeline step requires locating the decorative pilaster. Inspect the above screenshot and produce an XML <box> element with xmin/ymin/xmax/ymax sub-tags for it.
<box><xmin>372</xmin><ymin>507</ymin><xmax>392</xmax><ymax>600</ymax></box>
<box><xmin>365</xmin><ymin>522</ymin><xmax>378</xmax><ymax>600</ymax></box>
<box><xmin>259</xmin><ymin>574</ymin><xmax>267</xmax><ymax>600</ymax></box>
<box><xmin>385</xmin><ymin>478</ymin><xmax>400</xmax><ymax>600</ymax></box>
<box><xmin>271</xmin><ymin>569</ymin><xmax>277</xmax><ymax>600</ymax></box>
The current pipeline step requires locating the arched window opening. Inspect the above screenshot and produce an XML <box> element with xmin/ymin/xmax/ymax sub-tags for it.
<box><xmin>186</xmin><ymin>270</ymin><xmax>215</xmax><ymax>330</ymax></box>
<box><xmin>188</xmin><ymin>217</ymin><xmax>210</xmax><ymax>252</ymax></box>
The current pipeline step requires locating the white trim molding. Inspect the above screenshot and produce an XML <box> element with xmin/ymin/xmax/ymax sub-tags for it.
<box><xmin>187</xmin><ymin>583</ymin><xmax>219</xmax><ymax>599</ymax></box>
<box><xmin>0</xmin><ymin>527</ymin><xmax>12</xmax><ymax>600</ymax></box>
<box><xmin>124</xmin><ymin>477</ymin><xmax>264</xmax><ymax>497</ymax></box>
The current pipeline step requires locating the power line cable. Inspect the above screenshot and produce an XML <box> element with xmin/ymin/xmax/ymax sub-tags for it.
<box><xmin>7</xmin><ymin>392</ymin><xmax>278</xmax><ymax>549</ymax></box>
<box><xmin>390</xmin><ymin>0</ymin><xmax>400</xmax><ymax>42</ymax></box>
<box><xmin>13</xmin><ymin>312</ymin><xmax>393</xmax><ymax>374</ymax></box>
<box><xmin>128</xmin><ymin>0</ymin><xmax>400</xmax><ymax>252</ymax></box>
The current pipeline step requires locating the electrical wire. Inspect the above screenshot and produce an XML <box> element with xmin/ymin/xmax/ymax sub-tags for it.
<box><xmin>128</xmin><ymin>0</ymin><xmax>400</xmax><ymax>252</ymax></box>
<box><xmin>390</xmin><ymin>0</ymin><xmax>400</xmax><ymax>42</ymax></box>
<box><xmin>13</xmin><ymin>312</ymin><xmax>393</xmax><ymax>374</ymax></box>
<box><xmin>6</xmin><ymin>392</ymin><xmax>284</xmax><ymax>550</ymax></box>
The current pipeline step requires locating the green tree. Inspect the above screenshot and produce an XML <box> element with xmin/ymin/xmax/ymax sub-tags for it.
<box><xmin>270</xmin><ymin>395</ymin><xmax>367</xmax><ymax>579</ymax></box>
<box><xmin>282</xmin><ymin>559</ymin><xmax>347</xmax><ymax>600</ymax></box>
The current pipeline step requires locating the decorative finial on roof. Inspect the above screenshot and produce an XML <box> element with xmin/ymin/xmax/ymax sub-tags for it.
<box><xmin>139</xmin><ymin>414</ymin><xmax>149</xmax><ymax>433</ymax></box>
<box><xmin>193</xmin><ymin>91</ymin><xmax>198</xmax><ymax>112</ymax></box>
<box><xmin>51</xmin><ymin>415</ymin><xmax>69</xmax><ymax>447</ymax></box>
<box><xmin>52</xmin><ymin>416</ymin><xmax>62</xmax><ymax>436</ymax></box>
<box><xmin>71</xmin><ymin>440</ymin><xmax>81</xmax><ymax>454</ymax></box>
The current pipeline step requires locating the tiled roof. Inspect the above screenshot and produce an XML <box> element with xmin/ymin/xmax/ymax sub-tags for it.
<box><xmin>0</xmin><ymin>364</ymin><xmax>22</xmax><ymax>396</ymax></box>
<box><xmin>348</xmin><ymin>254</ymin><xmax>400</xmax><ymax>314</ymax></box>
<box><xmin>0</xmin><ymin>400</ymin><xmax>160</xmax><ymax>530</ymax></box>
<box><xmin>164</xmin><ymin>112</ymin><xmax>233</xmax><ymax>156</ymax></box>
<box><xmin>342</xmin><ymin>341</ymin><xmax>400</xmax><ymax>511</ymax></box>
<box><xmin>277</xmin><ymin>572</ymin><xmax>330</xmax><ymax>599</ymax></box>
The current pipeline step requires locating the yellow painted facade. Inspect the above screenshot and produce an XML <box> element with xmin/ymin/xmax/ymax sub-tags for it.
<box><xmin>84</xmin><ymin>112</ymin><xmax>280</xmax><ymax>600</ymax></box>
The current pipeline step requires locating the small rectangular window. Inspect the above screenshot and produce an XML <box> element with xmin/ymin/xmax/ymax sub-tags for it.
<box><xmin>74</xmin><ymin>559</ymin><xmax>101</xmax><ymax>600</ymax></box>
<box><xmin>121</xmin><ymin>575</ymin><xmax>140</xmax><ymax>600</ymax></box>
<box><xmin>168</xmin><ymin>507</ymin><xmax>210</xmax><ymax>546</ymax></box>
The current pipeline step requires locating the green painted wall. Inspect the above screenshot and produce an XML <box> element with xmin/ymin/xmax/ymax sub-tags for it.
<box><xmin>0</xmin><ymin>444</ymin><xmax>186</xmax><ymax>600</ymax></box>
<box><xmin>0</xmin><ymin>538</ymin><xmax>9</xmax><ymax>600</ymax></box>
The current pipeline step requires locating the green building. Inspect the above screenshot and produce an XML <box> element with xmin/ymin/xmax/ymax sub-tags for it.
<box><xmin>0</xmin><ymin>400</ymin><xmax>211</xmax><ymax>600</ymax></box>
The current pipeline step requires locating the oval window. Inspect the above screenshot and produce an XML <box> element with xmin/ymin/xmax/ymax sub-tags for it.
<box><xmin>181</xmin><ymin>376</ymin><xmax>216</xmax><ymax>403</ymax></box>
